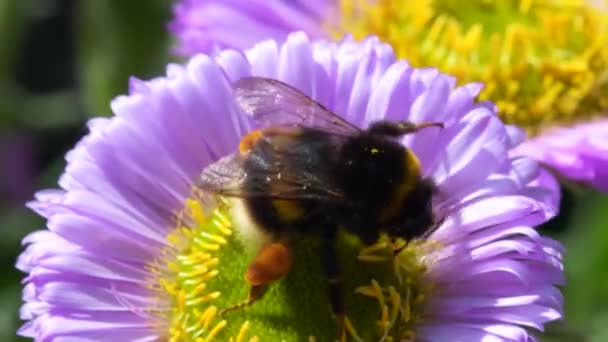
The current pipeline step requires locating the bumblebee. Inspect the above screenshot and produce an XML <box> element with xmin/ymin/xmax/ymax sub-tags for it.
<box><xmin>199</xmin><ymin>77</ymin><xmax>442</xmax><ymax>337</ymax></box>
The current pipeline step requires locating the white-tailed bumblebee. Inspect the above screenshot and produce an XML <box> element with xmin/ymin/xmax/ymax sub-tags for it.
<box><xmin>198</xmin><ymin>77</ymin><xmax>442</xmax><ymax>338</ymax></box>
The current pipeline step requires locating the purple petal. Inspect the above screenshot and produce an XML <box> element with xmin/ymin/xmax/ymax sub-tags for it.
<box><xmin>169</xmin><ymin>0</ymin><xmax>334</xmax><ymax>55</ymax></box>
<box><xmin>514</xmin><ymin>119</ymin><xmax>608</xmax><ymax>191</ymax></box>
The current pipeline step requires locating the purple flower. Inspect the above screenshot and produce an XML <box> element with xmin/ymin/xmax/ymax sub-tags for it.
<box><xmin>512</xmin><ymin>120</ymin><xmax>608</xmax><ymax>192</ymax></box>
<box><xmin>0</xmin><ymin>133</ymin><xmax>36</xmax><ymax>204</ymax></box>
<box><xmin>169</xmin><ymin>0</ymin><xmax>334</xmax><ymax>56</ymax></box>
<box><xmin>17</xmin><ymin>33</ymin><xmax>564</xmax><ymax>341</ymax></box>
<box><xmin>169</xmin><ymin>0</ymin><xmax>608</xmax><ymax>192</ymax></box>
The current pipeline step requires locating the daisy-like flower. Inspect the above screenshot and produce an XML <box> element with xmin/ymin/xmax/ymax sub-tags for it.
<box><xmin>18</xmin><ymin>33</ymin><xmax>564</xmax><ymax>341</ymax></box>
<box><xmin>169</xmin><ymin>0</ymin><xmax>608</xmax><ymax>191</ymax></box>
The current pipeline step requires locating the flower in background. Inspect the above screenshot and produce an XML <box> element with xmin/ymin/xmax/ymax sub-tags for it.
<box><xmin>513</xmin><ymin>119</ymin><xmax>608</xmax><ymax>191</ymax></box>
<box><xmin>169</xmin><ymin>0</ymin><xmax>608</xmax><ymax>191</ymax></box>
<box><xmin>0</xmin><ymin>133</ymin><xmax>36</xmax><ymax>205</ymax></box>
<box><xmin>169</xmin><ymin>0</ymin><xmax>336</xmax><ymax>55</ymax></box>
<box><xmin>17</xmin><ymin>33</ymin><xmax>564</xmax><ymax>341</ymax></box>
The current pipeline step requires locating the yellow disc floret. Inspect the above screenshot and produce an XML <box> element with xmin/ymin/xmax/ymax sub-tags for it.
<box><xmin>357</xmin><ymin>239</ymin><xmax>440</xmax><ymax>341</ymax></box>
<box><xmin>147</xmin><ymin>195</ymin><xmax>259</xmax><ymax>341</ymax></box>
<box><xmin>336</xmin><ymin>0</ymin><xmax>608</xmax><ymax>135</ymax></box>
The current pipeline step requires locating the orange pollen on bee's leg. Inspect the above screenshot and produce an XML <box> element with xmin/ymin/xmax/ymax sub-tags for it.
<box><xmin>239</xmin><ymin>130</ymin><xmax>264</xmax><ymax>154</ymax></box>
<box><xmin>245</xmin><ymin>242</ymin><xmax>294</xmax><ymax>286</ymax></box>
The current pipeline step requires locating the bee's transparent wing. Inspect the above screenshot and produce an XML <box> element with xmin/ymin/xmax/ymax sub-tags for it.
<box><xmin>198</xmin><ymin>133</ymin><xmax>348</xmax><ymax>203</ymax></box>
<box><xmin>234</xmin><ymin>77</ymin><xmax>361</xmax><ymax>135</ymax></box>
<box><xmin>197</xmin><ymin>153</ymin><xmax>249</xmax><ymax>198</ymax></box>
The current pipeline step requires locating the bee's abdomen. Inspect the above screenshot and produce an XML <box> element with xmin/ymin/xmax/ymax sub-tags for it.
<box><xmin>377</xmin><ymin>149</ymin><xmax>421</xmax><ymax>224</ymax></box>
<box><xmin>245</xmin><ymin>195</ymin><xmax>322</xmax><ymax>236</ymax></box>
<box><xmin>241</xmin><ymin>128</ymin><xmax>332</xmax><ymax>236</ymax></box>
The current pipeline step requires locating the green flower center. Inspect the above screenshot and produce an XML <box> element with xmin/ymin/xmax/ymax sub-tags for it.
<box><xmin>334</xmin><ymin>0</ymin><xmax>608</xmax><ymax>135</ymax></box>
<box><xmin>146</xmin><ymin>192</ymin><xmax>439</xmax><ymax>341</ymax></box>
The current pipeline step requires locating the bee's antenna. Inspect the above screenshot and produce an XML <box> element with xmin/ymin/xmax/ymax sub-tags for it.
<box><xmin>369</xmin><ymin>121</ymin><xmax>444</xmax><ymax>137</ymax></box>
<box><xmin>404</xmin><ymin>121</ymin><xmax>444</xmax><ymax>131</ymax></box>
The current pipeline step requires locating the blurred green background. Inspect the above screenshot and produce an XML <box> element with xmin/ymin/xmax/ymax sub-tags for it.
<box><xmin>0</xmin><ymin>0</ymin><xmax>606</xmax><ymax>341</ymax></box>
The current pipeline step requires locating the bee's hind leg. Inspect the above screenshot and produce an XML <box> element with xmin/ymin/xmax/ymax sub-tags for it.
<box><xmin>219</xmin><ymin>284</ymin><xmax>268</xmax><ymax>318</ymax></box>
<box><xmin>220</xmin><ymin>241</ymin><xmax>293</xmax><ymax>318</ymax></box>
<box><xmin>320</xmin><ymin>229</ymin><xmax>347</xmax><ymax>340</ymax></box>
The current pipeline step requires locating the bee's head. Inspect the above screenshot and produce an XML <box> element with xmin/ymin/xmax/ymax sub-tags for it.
<box><xmin>385</xmin><ymin>178</ymin><xmax>438</xmax><ymax>241</ymax></box>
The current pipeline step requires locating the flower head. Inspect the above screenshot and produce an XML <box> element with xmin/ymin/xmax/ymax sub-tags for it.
<box><xmin>169</xmin><ymin>0</ymin><xmax>608</xmax><ymax>190</ymax></box>
<box><xmin>18</xmin><ymin>33</ymin><xmax>563</xmax><ymax>341</ymax></box>
<box><xmin>169</xmin><ymin>0</ymin><xmax>336</xmax><ymax>56</ymax></box>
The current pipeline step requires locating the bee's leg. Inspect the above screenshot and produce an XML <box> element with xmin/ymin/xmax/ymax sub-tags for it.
<box><xmin>220</xmin><ymin>241</ymin><xmax>293</xmax><ymax>317</ymax></box>
<box><xmin>219</xmin><ymin>284</ymin><xmax>269</xmax><ymax>318</ymax></box>
<box><xmin>321</xmin><ymin>230</ymin><xmax>346</xmax><ymax>340</ymax></box>
<box><xmin>421</xmin><ymin>215</ymin><xmax>446</xmax><ymax>240</ymax></box>
<box><xmin>393</xmin><ymin>215</ymin><xmax>446</xmax><ymax>257</ymax></box>
<box><xmin>393</xmin><ymin>239</ymin><xmax>410</xmax><ymax>257</ymax></box>
<box><xmin>368</xmin><ymin>120</ymin><xmax>444</xmax><ymax>137</ymax></box>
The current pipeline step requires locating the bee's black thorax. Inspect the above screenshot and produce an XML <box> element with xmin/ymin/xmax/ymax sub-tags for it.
<box><xmin>335</xmin><ymin>133</ymin><xmax>414</xmax><ymax>210</ymax></box>
<box><xmin>332</xmin><ymin>132</ymin><xmax>429</xmax><ymax>243</ymax></box>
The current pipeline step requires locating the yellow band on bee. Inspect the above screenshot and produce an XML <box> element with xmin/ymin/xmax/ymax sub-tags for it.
<box><xmin>272</xmin><ymin>199</ymin><xmax>306</xmax><ymax>222</ymax></box>
<box><xmin>379</xmin><ymin>150</ymin><xmax>420</xmax><ymax>223</ymax></box>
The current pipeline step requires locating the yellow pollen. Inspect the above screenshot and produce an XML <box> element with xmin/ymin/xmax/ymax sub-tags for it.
<box><xmin>355</xmin><ymin>238</ymin><xmax>439</xmax><ymax>340</ymax></box>
<box><xmin>358</xmin><ymin>242</ymin><xmax>391</xmax><ymax>262</ymax></box>
<box><xmin>146</xmin><ymin>194</ymin><xmax>262</xmax><ymax>341</ymax></box>
<box><xmin>335</xmin><ymin>0</ymin><xmax>608</xmax><ymax>135</ymax></box>
<box><xmin>345</xmin><ymin>316</ymin><xmax>365</xmax><ymax>342</ymax></box>
<box><xmin>235</xmin><ymin>320</ymin><xmax>251</xmax><ymax>342</ymax></box>
<box><xmin>206</xmin><ymin>320</ymin><xmax>228</xmax><ymax>340</ymax></box>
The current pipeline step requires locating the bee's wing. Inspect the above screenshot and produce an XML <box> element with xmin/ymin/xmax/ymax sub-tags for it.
<box><xmin>234</xmin><ymin>77</ymin><xmax>361</xmax><ymax>135</ymax></box>
<box><xmin>197</xmin><ymin>153</ymin><xmax>248</xmax><ymax>197</ymax></box>
<box><xmin>198</xmin><ymin>132</ymin><xmax>348</xmax><ymax>203</ymax></box>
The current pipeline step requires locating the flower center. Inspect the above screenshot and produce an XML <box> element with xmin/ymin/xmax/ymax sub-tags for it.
<box><xmin>146</xmin><ymin>192</ymin><xmax>438</xmax><ymax>341</ymax></box>
<box><xmin>335</xmin><ymin>0</ymin><xmax>608</xmax><ymax>135</ymax></box>
<box><xmin>148</xmin><ymin>196</ymin><xmax>255</xmax><ymax>341</ymax></box>
<box><xmin>357</xmin><ymin>239</ymin><xmax>439</xmax><ymax>341</ymax></box>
